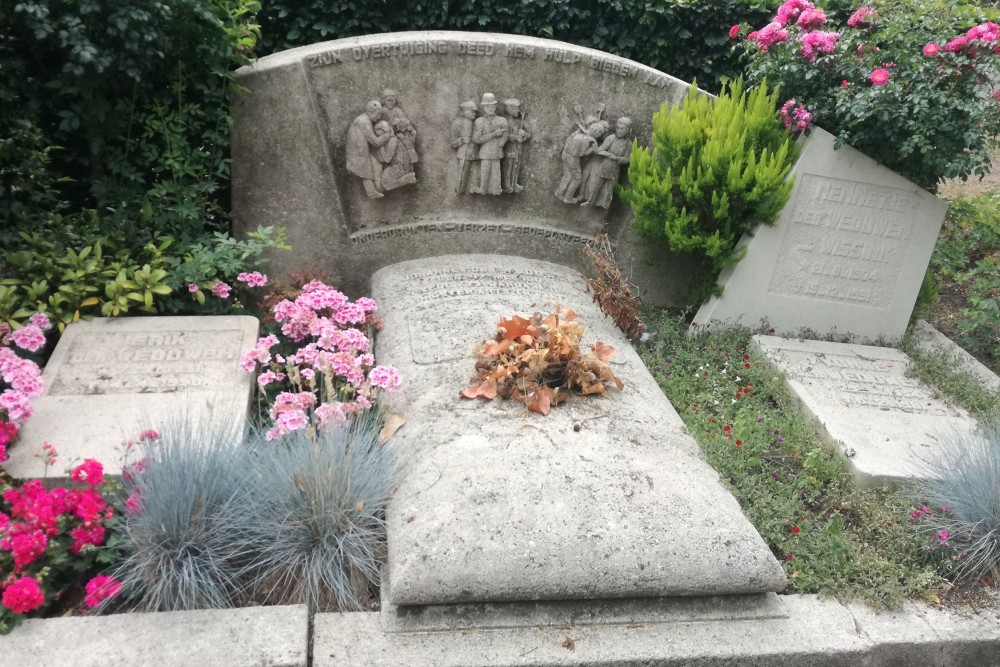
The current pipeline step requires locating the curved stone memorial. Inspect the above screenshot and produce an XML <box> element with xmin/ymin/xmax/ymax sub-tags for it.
<box><xmin>232</xmin><ymin>31</ymin><xmax>694</xmax><ymax>303</ymax></box>
<box><xmin>373</xmin><ymin>255</ymin><xmax>786</xmax><ymax>605</ymax></box>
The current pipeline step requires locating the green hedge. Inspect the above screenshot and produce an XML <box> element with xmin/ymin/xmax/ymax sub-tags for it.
<box><xmin>257</xmin><ymin>0</ymin><xmax>779</xmax><ymax>86</ymax></box>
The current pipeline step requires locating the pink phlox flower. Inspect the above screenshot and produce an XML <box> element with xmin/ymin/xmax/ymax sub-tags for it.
<box><xmin>869</xmin><ymin>68</ymin><xmax>890</xmax><ymax>85</ymax></box>
<box><xmin>240</xmin><ymin>346</ymin><xmax>273</xmax><ymax>373</ymax></box>
<box><xmin>0</xmin><ymin>390</ymin><xmax>33</xmax><ymax>423</ymax></box>
<box><xmin>236</xmin><ymin>271</ymin><xmax>268</xmax><ymax>287</ymax></box>
<box><xmin>67</xmin><ymin>488</ymin><xmax>107</xmax><ymax>523</ymax></box>
<box><xmin>0</xmin><ymin>443</ymin><xmax>6</xmax><ymax>464</ymax></box>
<box><xmin>992</xmin><ymin>90</ymin><xmax>1000</xmax><ymax>101</ymax></box>
<box><xmin>187</xmin><ymin>283</ymin><xmax>200</xmax><ymax>293</ymax></box>
<box><xmin>277</xmin><ymin>303</ymin><xmax>317</xmax><ymax>343</ymax></box>
<box><xmin>846</xmin><ymin>7</ymin><xmax>877</xmax><ymax>28</ymax></box>
<box><xmin>356</xmin><ymin>297</ymin><xmax>379</xmax><ymax>314</ymax></box>
<box><xmin>923</xmin><ymin>42</ymin><xmax>940</xmax><ymax>56</ymax></box>
<box><xmin>139</xmin><ymin>429</ymin><xmax>159</xmax><ymax>442</ymax></box>
<box><xmin>354</xmin><ymin>353</ymin><xmax>375</xmax><ymax>369</ymax></box>
<box><xmin>295</xmin><ymin>284</ymin><xmax>348</xmax><ymax>313</ymax></box>
<box><xmin>27</xmin><ymin>313</ymin><xmax>51</xmax><ymax>331</ymax></box>
<box><xmin>775</xmin><ymin>0</ymin><xmax>813</xmax><ymax>26</ymax></box>
<box><xmin>124</xmin><ymin>491</ymin><xmax>143</xmax><ymax>516</ymax></box>
<box><xmin>346</xmin><ymin>367</ymin><xmax>365</xmax><ymax>389</ymax></box>
<box><xmin>70</xmin><ymin>524</ymin><xmax>106</xmax><ymax>555</ymax></box>
<box><xmin>70</xmin><ymin>459</ymin><xmax>105</xmax><ymax>487</ymax></box>
<box><xmin>10</xmin><ymin>324</ymin><xmax>45</xmax><ymax>353</ymax></box>
<box><xmin>368</xmin><ymin>365</ymin><xmax>402</xmax><ymax>391</ymax></box>
<box><xmin>336</xmin><ymin>328</ymin><xmax>371</xmax><ymax>353</ymax></box>
<box><xmin>799</xmin><ymin>30</ymin><xmax>840</xmax><ymax>61</ymax></box>
<box><xmin>272</xmin><ymin>409</ymin><xmax>308</xmax><ymax>437</ymax></box>
<box><xmin>299</xmin><ymin>367</ymin><xmax>315</xmax><ymax>382</ymax></box>
<box><xmin>729</xmin><ymin>24</ymin><xmax>741</xmax><ymax>39</ymax></box>
<box><xmin>333</xmin><ymin>302</ymin><xmax>366</xmax><ymax>326</ymax></box>
<box><xmin>314</xmin><ymin>401</ymin><xmax>349</xmax><ymax>430</ymax></box>
<box><xmin>796</xmin><ymin>7</ymin><xmax>826</xmax><ymax>31</ymax></box>
<box><xmin>83</xmin><ymin>575</ymin><xmax>121</xmax><ymax>609</ymax></box>
<box><xmin>2</xmin><ymin>576</ymin><xmax>45</xmax><ymax>614</ymax></box>
<box><xmin>935</xmin><ymin>530</ymin><xmax>950</xmax><ymax>547</ymax></box>
<box><xmin>256</xmin><ymin>370</ymin><xmax>286</xmax><ymax>387</ymax></box>
<box><xmin>291</xmin><ymin>343</ymin><xmax>321</xmax><ymax>367</ymax></box>
<box><xmin>211</xmin><ymin>281</ymin><xmax>232</xmax><ymax>299</ymax></box>
<box><xmin>753</xmin><ymin>22</ymin><xmax>790</xmax><ymax>51</ymax></box>
<box><xmin>0</xmin><ymin>421</ymin><xmax>20</xmax><ymax>448</ymax></box>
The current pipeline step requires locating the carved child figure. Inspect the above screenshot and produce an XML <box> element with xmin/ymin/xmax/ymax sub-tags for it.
<box><xmin>501</xmin><ymin>98</ymin><xmax>532</xmax><ymax>193</ymax></box>
<box><xmin>345</xmin><ymin>100</ymin><xmax>392</xmax><ymax>199</ymax></box>
<box><xmin>471</xmin><ymin>93</ymin><xmax>508</xmax><ymax>195</ymax></box>
<box><xmin>374</xmin><ymin>120</ymin><xmax>417</xmax><ymax>191</ymax></box>
<box><xmin>554</xmin><ymin>120</ymin><xmax>608</xmax><ymax>204</ymax></box>
<box><xmin>451</xmin><ymin>100</ymin><xmax>477</xmax><ymax>194</ymax></box>
<box><xmin>582</xmin><ymin>116</ymin><xmax>632</xmax><ymax>209</ymax></box>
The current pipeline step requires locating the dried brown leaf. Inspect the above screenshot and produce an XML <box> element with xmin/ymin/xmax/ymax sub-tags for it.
<box><xmin>378</xmin><ymin>413</ymin><xmax>407</xmax><ymax>444</ymax></box>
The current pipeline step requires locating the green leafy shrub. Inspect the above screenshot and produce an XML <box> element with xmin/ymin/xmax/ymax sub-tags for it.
<box><xmin>621</xmin><ymin>79</ymin><xmax>798</xmax><ymax>305</ymax></box>
<box><xmin>910</xmin><ymin>419</ymin><xmax>1000</xmax><ymax>583</ymax></box>
<box><xmin>928</xmin><ymin>194</ymin><xmax>1000</xmax><ymax>360</ymax></box>
<box><xmin>737</xmin><ymin>0</ymin><xmax>1000</xmax><ymax>191</ymax></box>
<box><xmin>257</xmin><ymin>0</ymin><xmax>779</xmax><ymax>87</ymax></box>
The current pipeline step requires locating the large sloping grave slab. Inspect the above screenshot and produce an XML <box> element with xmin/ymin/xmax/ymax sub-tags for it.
<box><xmin>6</xmin><ymin>316</ymin><xmax>258</xmax><ymax>481</ymax></box>
<box><xmin>750</xmin><ymin>335</ymin><xmax>978</xmax><ymax>486</ymax></box>
<box><xmin>373</xmin><ymin>255</ymin><xmax>785</xmax><ymax>606</ymax></box>
<box><xmin>695</xmin><ymin>127</ymin><xmax>947</xmax><ymax>342</ymax></box>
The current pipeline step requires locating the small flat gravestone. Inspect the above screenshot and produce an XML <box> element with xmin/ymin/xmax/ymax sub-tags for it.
<box><xmin>695</xmin><ymin>127</ymin><xmax>947</xmax><ymax>342</ymax></box>
<box><xmin>373</xmin><ymin>255</ymin><xmax>786</xmax><ymax>606</ymax></box>
<box><xmin>750</xmin><ymin>335</ymin><xmax>978</xmax><ymax>486</ymax></box>
<box><xmin>6</xmin><ymin>316</ymin><xmax>259</xmax><ymax>481</ymax></box>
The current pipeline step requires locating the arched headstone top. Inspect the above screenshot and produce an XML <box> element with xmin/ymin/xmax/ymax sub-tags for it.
<box><xmin>232</xmin><ymin>31</ymin><xmax>693</xmax><ymax>296</ymax></box>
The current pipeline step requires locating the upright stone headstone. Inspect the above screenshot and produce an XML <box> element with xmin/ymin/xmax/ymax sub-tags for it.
<box><xmin>373</xmin><ymin>255</ymin><xmax>786</xmax><ymax>606</ymax></box>
<box><xmin>231</xmin><ymin>31</ymin><xmax>698</xmax><ymax>305</ymax></box>
<box><xmin>751</xmin><ymin>335</ymin><xmax>978</xmax><ymax>486</ymax></box>
<box><xmin>5</xmin><ymin>316</ymin><xmax>259</xmax><ymax>481</ymax></box>
<box><xmin>695</xmin><ymin>127</ymin><xmax>947</xmax><ymax>342</ymax></box>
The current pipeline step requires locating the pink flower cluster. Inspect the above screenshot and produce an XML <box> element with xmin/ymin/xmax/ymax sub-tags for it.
<box><xmin>775</xmin><ymin>0</ymin><xmax>812</xmax><ymax>26</ymax></box>
<box><xmin>243</xmin><ymin>281</ymin><xmax>402</xmax><ymax>440</ymax></box>
<box><xmin>0</xmin><ymin>461</ymin><xmax>119</xmax><ymax>616</ymax></box>
<box><xmin>779</xmin><ymin>98</ymin><xmax>813</xmax><ymax>133</ymax></box>
<box><xmin>84</xmin><ymin>574</ymin><xmax>121</xmax><ymax>608</ymax></box>
<box><xmin>1</xmin><ymin>316</ymin><xmax>48</xmax><ymax>432</ymax></box>
<box><xmin>944</xmin><ymin>22</ymin><xmax>1000</xmax><ymax>54</ymax></box>
<box><xmin>846</xmin><ymin>7</ymin><xmax>877</xmax><ymax>29</ymax></box>
<box><xmin>748</xmin><ymin>22</ymin><xmax>789</xmax><ymax>52</ymax></box>
<box><xmin>800</xmin><ymin>30</ymin><xmax>840</xmax><ymax>62</ymax></box>
<box><xmin>236</xmin><ymin>271</ymin><xmax>268</xmax><ymax>287</ymax></box>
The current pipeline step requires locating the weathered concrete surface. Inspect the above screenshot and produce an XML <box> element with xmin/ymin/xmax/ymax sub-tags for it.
<box><xmin>314</xmin><ymin>595</ymin><xmax>1000</xmax><ymax>666</ymax></box>
<box><xmin>911</xmin><ymin>319</ymin><xmax>1000</xmax><ymax>392</ymax></box>
<box><xmin>6</xmin><ymin>316</ymin><xmax>258</xmax><ymax>481</ymax></box>
<box><xmin>750</xmin><ymin>335</ymin><xmax>978</xmax><ymax>486</ymax></box>
<box><xmin>373</xmin><ymin>255</ymin><xmax>785</xmax><ymax>606</ymax></box>
<box><xmin>696</xmin><ymin>127</ymin><xmax>947</xmax><ymax>343</ymax></box>
<box><xmin>0</xmin><ymin>604</ymin><xmax>308</xmax><ymax>667</ymax></box>
<box><xmin>232</xmin><ymin>31</ymin><xmax>698</xmax><ymax>305</ymax></box>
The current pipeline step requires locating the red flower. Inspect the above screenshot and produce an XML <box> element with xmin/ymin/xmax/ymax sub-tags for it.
<box><xmin>742</xmin><ymin>354</ymin><xmax>750</xmax><ymax>361</ymax></box>
<box><xmin>723</xmin><ymin>425</ymin><xmax>731</xmax><ymax>432</ymax></box>
<box><xmin>787</xmin><ymin>554</ymin><xmax>794</xmax><ymax>561</ymax></box>
<box><xmin>791</xmin><ymin>525</ymin><xmax>800</xmax><ymax>534</ymax></box>
<box><xmin>735</xmin><ymin>440</ymin><xmax>742</xmax><ymax>447</ymax></box>
<box><xmin>729</xmin><ymin>24</ymin><xmax>741</xmax><ymax>39</ymax></box>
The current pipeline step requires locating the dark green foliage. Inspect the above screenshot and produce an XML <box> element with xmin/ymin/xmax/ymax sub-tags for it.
<box><xmin>621</xmin><ymin>79</ymin><xmax>798</xmax><ymax>305</ymax></box>
<box><xmin>257</xmin><ymin>0</ymin><xmax>778</xmax><ymax>87</ymax></box>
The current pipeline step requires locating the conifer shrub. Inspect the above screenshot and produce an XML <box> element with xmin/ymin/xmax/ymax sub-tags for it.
<box><xmin>621</xmin><ymin>79</ymin><xmax>798</xmax><ymax>306</ymax></box>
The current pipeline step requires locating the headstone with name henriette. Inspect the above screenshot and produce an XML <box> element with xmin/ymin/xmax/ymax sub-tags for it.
<box><xmin>5</xmin><ymin>316</ymin><xmax>259</xmax><ymax>481</ymax></box>
<box><xmin>750</xmin><ymin>335</ymin><xmax>978</xmax><ymax>486</ymax></box>
<box><xmin>694</xmin><ymin>127</ymin><xmax>947</xmax><ymax>342</ymax></box>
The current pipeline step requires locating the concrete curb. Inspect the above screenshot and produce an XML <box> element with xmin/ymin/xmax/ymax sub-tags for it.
<box><xmin>314</xmin><ymin>595</ymin><xmax>1000</xmax><ymax>666</ymax></box>
<box><xmin>0</xmin><ymin>604</ymin><xmax>309</xmax><ymax>667</ymax></box>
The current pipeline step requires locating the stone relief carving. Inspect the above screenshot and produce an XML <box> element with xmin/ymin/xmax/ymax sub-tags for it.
<box><xmin>345</xmin><ymin>93</ymin><xmax>418</xmax><ymax>199</ymax></box>
<box><xmin>452</xmin><ymin>100</ymin><xmax>477</xmax><ymax>194</ymax></box>
<box><xmin>471</xmin><ymin>92</ymin><xmax>508</xmax><ymax>195</ymax></box>
<box><xmin>554</xmin><ymin>103</ymin><xmax>609</xmax><ymax>204</ymax></box>
<box><xmin>554</xmin><ymin>104</ymin><xmax>631</xmax><ymax>208</ymax></box>
<box><xmin>501</xmin><ymin>98</ymin><xmax>531</xmax><ymax>193</ymax></box>
<box><xmin>581</xmin><ymin>116</ymin><xmax>632</xmax><ymax>209</ymax></box>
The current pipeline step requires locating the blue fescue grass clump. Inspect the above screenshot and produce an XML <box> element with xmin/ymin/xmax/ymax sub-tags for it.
<box><xmin>244</xmin><ymin>413</ymin><xmax>397</xmax><ymax>611</ymax></box>
<box><xmin>911</xmin><ymin>419</ymin><xmax>1000</xmax><ymax>584</ymax></box>
<box><xmin>105</xmin><ymin>414</ymin><xmax>397</xmax><ymax>613</ymax></box>
<box><xmin>107</xmin><ymin>421</ymin><xmax>265</xmax><ymax>612</ymax></box>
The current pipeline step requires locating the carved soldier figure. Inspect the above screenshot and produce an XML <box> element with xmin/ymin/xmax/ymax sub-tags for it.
<box><xmin>471</xmin><ymin>93</ymin><xmax>508</xmax><ymax>195</ymax></box>
<box><xmin>582</xmin><ymin>116</ymin><xmax>633</xmax><ymax>209</ymax></box>
<box><xmin>501</xmin><ymin>98</ymin><xmax>532</xmax><ymax>193</ymax></box>
<box><xmin>451</xmin><ymin>100</ymin><xmax>477</xmax><ymax>193</ymax></box>
<box><xmin>554</xmin><ymin>120</ymin><xmax>607</xmax><ymax>204</ymax></box>
<box><xmin>346</xmin><ymin>100</ymin><xmax>392</xmax><ymax>199</ymax></box>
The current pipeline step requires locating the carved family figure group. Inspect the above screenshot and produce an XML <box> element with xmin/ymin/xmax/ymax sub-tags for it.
<box><xmin>345</xmin><ymin>89</ymin><xmax>419</xmax><ymax>199</ymax></box>
<box><xmin>343</xmin><ymin>91</ymin><xmax>630</xmax><ymax>209</ymax></box>
<box><xmin>554</xmin><ymin>105</ymin><xmax>632</xmax><ymax>209</ymax></box>
<box><xmin>451</xmin><ymin>93</ymin><xmax>532</xmax><ymax>195</ymax></box>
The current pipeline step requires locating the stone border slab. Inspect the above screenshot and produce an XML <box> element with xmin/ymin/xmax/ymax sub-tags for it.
<box><xmin>912</xmin><ymin>319</ymin><xmax>1000</xmax><ymax>392</ymax></box>
<box><xmin>6</xmin><ymin>316</ymin><xmax>259</xmax><ymax>482</ymax></box>
<box><xmin>315</xmin><ymin>595</ymin><xmax>1000</xmax><ymax>666</ymax></box>
<box><xmin>750</xmin><ymin>335</ymin><xmax>979</xmax><ymax>487</ymax></box>
<box><xmin>0</xmin><ymin>604</ymin><xmax>309</xmax><ymax>667</ymax></box>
